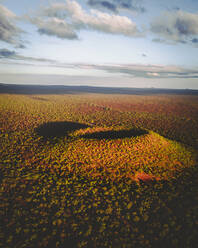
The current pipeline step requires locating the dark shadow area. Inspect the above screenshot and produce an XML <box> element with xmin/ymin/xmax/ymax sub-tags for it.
<box><xmin>35</xmin><ymin>121</ymin><xmax>89</xmax><ymax>138</ymax></box>
<box><xmin>80</xmin><ymin>129</ymin><xmax>148</xmax><ymax>140</ymax></box>
<box><xmin>1</xmin><ymin>83</ymin><xmax>198</xmax><ymax>95</ymax></box>
<box><xmin>30</xmin><ymin>96</ymin><xmax>49</xmax><ymax>101</ymax></box>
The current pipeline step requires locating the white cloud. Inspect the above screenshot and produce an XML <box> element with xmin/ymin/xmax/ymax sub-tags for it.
<box><xmin>147</xmin><ymin>72</ymin><xmax>159</xmax><ymax>77</ymax></box>
<box><xmin>29</xmin><ymin>0</ymin><xmax>141</xmax><ymax>39</ymax></box>
<box><xmin>151</xmin><ymin>10</ymin><xmax>198</xmax><ymax>45</ymax></box>
<box><xmin>30</xmin><ymin>17</ymin><xmax>78</xmax><ymax>39</ymax></box>
<box><xmin>0</xmin><ymin>4</ymin><xmax>24</xmax><ymax>47</ymax></box>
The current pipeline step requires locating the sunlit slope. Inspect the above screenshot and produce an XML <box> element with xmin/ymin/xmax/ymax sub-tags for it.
<box><xmin>0</xmin><ymin>93</ymin><xmax>197</xmax><ymax>183</ymax></box>
<box><xmin>45</xmin><ymin>127</ymin><xmax>196</xmax><ymax>181</ymax></box>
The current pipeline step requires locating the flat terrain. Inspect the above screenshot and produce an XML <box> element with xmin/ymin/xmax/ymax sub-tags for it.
<box><xmin>0</xmin><ymin>84</ymin><xmax>198</xmax><ymax>247</ymax></box>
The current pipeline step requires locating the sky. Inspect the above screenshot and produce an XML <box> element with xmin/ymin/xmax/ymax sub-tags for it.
<box><xmin>0</xmin><ymin>0</ymin><xmax>198</xmax><ymax>89</ymax></box>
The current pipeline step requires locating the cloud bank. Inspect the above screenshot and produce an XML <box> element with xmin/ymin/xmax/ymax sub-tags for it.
<box><xmin>0</xmin><ymin>48</ymin><xmax>56</xmax><ymax>63</ymax></box>
<box><xmin>0</xmin><ymin>48</ymin><xmax>16</xmax><ymax>57</ymax></box>
<box><xmin>151</xmin><ymin>10</ymin><xmax>198</xmax><ymax>46</ymax></box>
<box><xmin>28</xmin><ymin>0</ymin><xmax>141</xmax><ymax>40</ymax></box>
<box><xmin>82</xmin><ymin>63</ymin><xmax>198</xmax><ymax>79</ymax></box>
<box><xmin>0</xmin><ymin>4</ymin><xmax>24</xmax><ymax>47</ymax></box>
<box><xmin>87</xmin><ymin>0</ymin><xmax>145</xmax><ymax>13</ymax></box>
<box><xmin>1</xmin><ymin>1</ymin><xmax>198</xmax><ymax>49</ymax></box>
<box><xmin>1</xmin><ymin>49</ymin><xmax>197</xmax><ymax>79</ymax></box>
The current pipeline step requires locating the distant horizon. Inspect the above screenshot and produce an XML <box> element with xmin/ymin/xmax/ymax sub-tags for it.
<box><xmin>1</xmin><ymin>82</ymin><xmax>198</xmax><ymax>94</ymax></box>
<box><xmin>0</xmin><ymin>73</ymin><xmax>198</xmax><ymax>90</ymax></box>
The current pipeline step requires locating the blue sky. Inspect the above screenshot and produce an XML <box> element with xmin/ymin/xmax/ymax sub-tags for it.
<box><xmin>0</xmin><ymin>0</ymin><xmax>198</xmax><ymax>88</ymax></box>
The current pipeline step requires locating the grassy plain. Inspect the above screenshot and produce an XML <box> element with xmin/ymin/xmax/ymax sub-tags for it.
<box><xmin>1</xmin><ymin>86</ymin><xmax>198</xmax><ymax>247</ymax></box>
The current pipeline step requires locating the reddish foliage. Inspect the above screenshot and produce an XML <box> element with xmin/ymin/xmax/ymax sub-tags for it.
<box><xmin>134</xmin><ymin>172</ymin><xmax>160</xmax><ymax>183</ymax></box>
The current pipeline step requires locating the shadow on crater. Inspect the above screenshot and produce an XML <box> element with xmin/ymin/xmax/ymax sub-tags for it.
<box><xmin>30</xmin><ymin>96</ymin><xmax>49</xmax><ymax>101</ymax></box>
<box><xmin>35</xmin><ymin>121</ymin><xmax>89</xmax><ymax>139</ymax></box>
<box><xmin>80</xmin><ymin>129</ymin><xmax>148</xmax><ymax>140</ymax></box>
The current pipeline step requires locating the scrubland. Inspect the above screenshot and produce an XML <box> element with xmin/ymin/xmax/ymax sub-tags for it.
<box><xmin>1</xmin><ymin>91</ymin><xmax>198</xmax><ymax>247</ymax></box>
